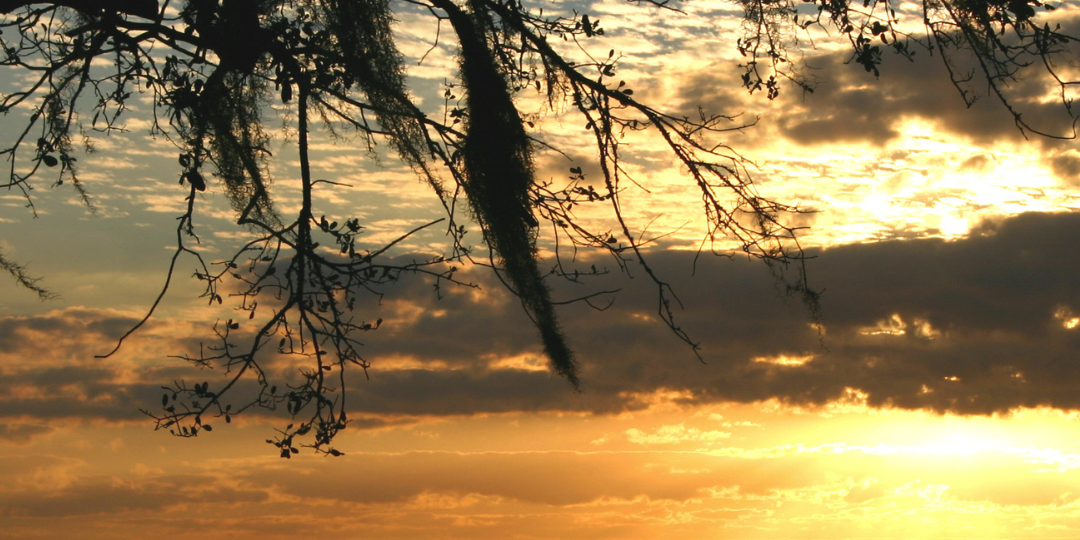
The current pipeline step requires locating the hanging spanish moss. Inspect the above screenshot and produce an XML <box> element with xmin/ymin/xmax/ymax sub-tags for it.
<box><xmin>435</xmin><ymin>0</ymin><xmax>578</xmax><ymax>387</ymax></box>
<box><xmin>195</xmin><ymin>73</ymin><xmax>279</xmax><ymax>227</ymax></box>
<box><xmin>180</xmin><ymin>0</ymin><xmax>279</xmax><ymax>227</ymax></box>
<box><xmin>322</xmin><ymin>0</ymin><xmax>445</xmax><ymax>199</ymax></box>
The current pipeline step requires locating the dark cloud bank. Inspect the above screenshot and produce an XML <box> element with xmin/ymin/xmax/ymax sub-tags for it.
<box><xmin>678</xmin><ymin>15</ymin><xmax>1080</xmax><ymax>149</ymax></box>
<box><xmin>2</xmin><ymin>212</ymin><xmax>1080</xmax><ymax>429</ymax></box>
<box><xmin>343</xmin><ymin>211</ymin><xmax>1080</xmax><ymax>416</ymax></box>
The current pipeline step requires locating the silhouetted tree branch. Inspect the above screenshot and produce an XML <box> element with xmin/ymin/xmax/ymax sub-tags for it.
<box><xmin>1</xmin><ymin>0</ymin><xmax>1075</xmax><ymax>454</ymax></box>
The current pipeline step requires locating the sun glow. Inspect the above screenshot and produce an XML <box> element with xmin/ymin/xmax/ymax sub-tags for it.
<box><xmin>1055</xmin><ymin>306</ymin><xmax>1080</xmax><ymax>330</ymax></box>
<box><xmin>752</xmin><ymin>354</ymin><xmax>815</xmax><ymax>366</ymax></box>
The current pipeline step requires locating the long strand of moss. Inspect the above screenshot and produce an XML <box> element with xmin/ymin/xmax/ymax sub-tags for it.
<box><xmin>322</xmin><ymin>0</ymin><xmax>446</xmax><ymax>200</ymax></box>
<box><xmin>431</xmin><ymin>0</ymin><xmax>578</xmax><ymax>387</ymax></box>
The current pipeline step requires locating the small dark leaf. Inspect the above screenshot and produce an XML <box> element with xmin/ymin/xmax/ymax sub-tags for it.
<box><xmin>184</xmin><ymin>171</ymin><xmax>206</xmax><ymax>191</ymax></box>
<box><xmin>41</xmin><ymin>155</ymin><xmax>58</xmax><ymax>167</ymax></box>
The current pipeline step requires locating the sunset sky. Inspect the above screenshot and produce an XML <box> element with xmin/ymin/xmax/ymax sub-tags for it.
<box><xmin>4</xmin><ymin>0</ymin><xmax>1080</xmax><ymax>538</ymax></box>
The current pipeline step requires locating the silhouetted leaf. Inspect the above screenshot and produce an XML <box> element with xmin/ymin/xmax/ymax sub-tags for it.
<box><xmin>184</xmin><ymin>171</ymin><xmax>206</xmax><ymax>191</ymax></box>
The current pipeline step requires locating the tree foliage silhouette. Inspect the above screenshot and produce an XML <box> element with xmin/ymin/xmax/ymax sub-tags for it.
<box><xmin>1</xmin><ymin>0</ymin><xmax>1076</xmax><ymax>455</ymax></box>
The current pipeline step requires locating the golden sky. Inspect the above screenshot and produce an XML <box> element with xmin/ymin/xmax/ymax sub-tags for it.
<box><xmin>3</xmin><ymin>1</ymin><xmax>1080</xmax><ymax>538</ymax></box>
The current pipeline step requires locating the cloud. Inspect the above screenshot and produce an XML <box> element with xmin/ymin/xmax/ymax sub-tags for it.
<box><xmin>0</xmin><ymin>423</ymin><xmax>55</xmax><ymax>444</ymax></box>
<box><xmin>0</xmin><ymin>308</ymin><xmax>278</xmax><ymax>425</ymax></box>
<box><xmin>353</xmin><ymin>211</ymin><xmax>1080</xmax><ymax>416</ymax></box>
<box><xmin>1051</xmin><ymin>150</ymin><xmax>1080</xmax><ymax>186</ymax></box>
<box><xmin>675</xmin><ymin>16</ymin><xmax>1080</xmax><ymax>148</ymax></box>
<box><xmin>0</xmin><ymin>473</ymin><xmax>267</xmax><ymax>517</ymax></box>
<box><xmin>232</xmin><ymin>449</ymin><xmax>822</xmax><ymax>506</ymax></box>
<box><xmin>959</xmin><ymin>153</ymin><xmax>995</xmax><ymax>172</ymax></box>
<box><xmin>3</xmin><ymin>421</ymin><xmax>1078</xmax><ymax>538</ymax></box>
<box><xmin>624</xmin><ymin>424</ymin><xmax>731</xmax><ymax>445</ymax></box>
<box><xmin>4</xmin><ymin>212</ymin><xmax>1080</xmax><ymax>427</ymax></box>
<box><xmin>221</xmin><ymin>441</ymin><xmax>1080</xmax><ymax>510</ymax></box>
<box><xmin>774</xmin><ymin>49</ymin><xmax>1064</xmax><ymax>145</ymax></box>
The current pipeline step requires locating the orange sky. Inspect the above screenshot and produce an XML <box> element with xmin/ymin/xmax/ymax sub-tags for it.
<box><xmin>3</xmin><ymin>1</ymin><xmax>1080</xmax><ymax>538</ymax></box>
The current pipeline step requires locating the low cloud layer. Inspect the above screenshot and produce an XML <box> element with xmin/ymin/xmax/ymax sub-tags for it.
<box><xmin>347</xmin><ymin>211</ymin><xmax>1080</xmax><ymax>416</ymax></box>
<box><xmin>2</xmin><ymin>212</ymin><xmax>1079</xmax><ymax>428</ymax></box>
